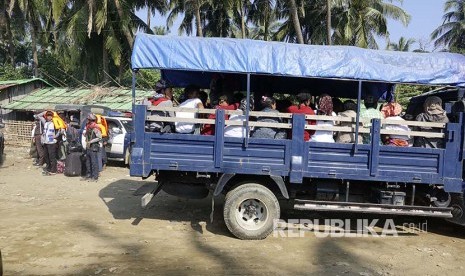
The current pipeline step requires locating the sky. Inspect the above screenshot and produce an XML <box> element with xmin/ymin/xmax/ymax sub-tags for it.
<box><xmin>135</xmin><ymin>0</ymin><xmax>446</xmax><ymax>51</ymax></box>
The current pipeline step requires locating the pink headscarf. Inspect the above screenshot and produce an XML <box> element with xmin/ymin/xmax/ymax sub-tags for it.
<box><xmin>381</xmin><ymin>102</ymin><xmax>402</xmax><ymax>118</ymax></box>
<box><xmin>318</xmin><ymin>95</ymin><xmax>333</xmax><ymax>116</ymax></box>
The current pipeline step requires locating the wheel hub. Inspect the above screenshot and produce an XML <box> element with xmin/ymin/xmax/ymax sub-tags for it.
<box><xmin>235</xmin><ymin>199</ymin><xmax>268</xmax><ymax>231</ymax></box>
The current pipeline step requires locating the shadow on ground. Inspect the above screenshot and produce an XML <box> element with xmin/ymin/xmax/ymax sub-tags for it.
<box><xmin>100</xmin><ymin>179</ymin><xmax>465</xmax><ymax>241</ymax></box>
<box><xmin>99</xmin><ymin>179</ymin><xmax>232</xmax><ymax>238</ymax></box>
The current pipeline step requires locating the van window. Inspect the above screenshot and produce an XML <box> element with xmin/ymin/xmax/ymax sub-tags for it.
<box><xmin>121</xmin><ymin>120</ymin><xmax>134</xmax><ymax>132</ymax></box>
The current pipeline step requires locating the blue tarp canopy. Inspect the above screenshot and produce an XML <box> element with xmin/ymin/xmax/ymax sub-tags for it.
<box><xmin>131</xmin><ymin>33</ymin><xmax>465</xmax><ymax>98</ymax></box>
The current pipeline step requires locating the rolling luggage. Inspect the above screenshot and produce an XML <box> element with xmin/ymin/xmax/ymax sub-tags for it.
<box><xmin>65</xmin><ymin>152</ymin><xmax>82</xmax><ymax>177</ymax></box>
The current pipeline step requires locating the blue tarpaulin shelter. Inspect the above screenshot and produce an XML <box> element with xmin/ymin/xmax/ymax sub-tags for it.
<box><xmin>131</xmin><ymin>33</ymin><xmax>465</xmax><ymax>98</ymax></box>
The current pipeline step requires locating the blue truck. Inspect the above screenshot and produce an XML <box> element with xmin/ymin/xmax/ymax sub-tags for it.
<box><xmin>129</xmin><ymin>34</ymin><xmax>465</xmax><ymax>239</ymax></box>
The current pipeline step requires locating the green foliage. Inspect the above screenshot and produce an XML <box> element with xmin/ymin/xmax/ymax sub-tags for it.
<box><xmin>0</xmin><ymin>64</ymin><xmax>31</xmax><ymax>80</ymax></box>
<box><xmin>0</xmin><ymin>0</ymin><xmax>460</xmax><ymax>89</ymax></box>
<box><xmin>394</xmin><ymin>84</ymin><xmax>436</xmax><ymax>109</ymax></box>
<box><xmin>120</xmin><ymin>69</ymin><xmax>161</xmax><ymax>89</ymax></box>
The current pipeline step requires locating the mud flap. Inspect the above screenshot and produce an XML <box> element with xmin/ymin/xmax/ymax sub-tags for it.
<box><xmin>134</xmin><ymin>182</ymin><xmax>163</xmax><ymax>209</ymax></box>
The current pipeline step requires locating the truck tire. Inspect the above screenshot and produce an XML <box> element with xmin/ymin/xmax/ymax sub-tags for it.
<box><xmin>223</xmin><ymin>183</ymin><xmax>280</xmax><ymax>240</ymax></box>
<box><xmin>447</xmin><ymin>193</ymin><xmax>465</xmax><ymax>226</ymax></box>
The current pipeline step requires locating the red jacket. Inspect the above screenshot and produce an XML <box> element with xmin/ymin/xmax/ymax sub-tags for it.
<box><xmin>287</xmin><ymin>104</ymin><xmax>316</xmax><ymax>141</ymax></box>
<box><xmin>150</xmin><ymin>97</ymin><xmax>169</xmax><ymax>106</ymax></box>
<box><xmin>201</xmin><ymin>104</ymin><xmax>237</xmax><ymax>135</ymax></box>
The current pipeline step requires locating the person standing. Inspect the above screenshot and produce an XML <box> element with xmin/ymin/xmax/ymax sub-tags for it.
<box><xmin>37</xmin><ymin>111</ymin><xmax>58</xmax><ymax>176</ymax></box>
<box><xmin>32</xmin><ymin>115</ymin><xmax>45</xmax><ymax>166</ymax></box>
<box><xmin>83</xmin><ymin>113</ymin><xmax>102</xmax><ymax>182</ymax></box>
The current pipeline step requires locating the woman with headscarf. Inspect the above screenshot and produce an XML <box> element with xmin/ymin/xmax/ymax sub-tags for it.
<box><xmin>311</xmin><ymin>94</ymin><xmax>336</xmax><ymax>143</ymax></box>
<box><xmin>381</xmin><ymin>102</ymin><xmax>410</xmax><ymax>147</ymax></box>
<box><xmin>414</xmin><ymin>96</ymin><xmax>449</xmax><ymax>148</ymax></box>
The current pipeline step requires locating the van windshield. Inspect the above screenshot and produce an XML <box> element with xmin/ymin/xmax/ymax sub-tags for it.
<box><xmin>121</xmin><ymin>120</ymin><xmax>133</xmax><ymax>132</ymax></box>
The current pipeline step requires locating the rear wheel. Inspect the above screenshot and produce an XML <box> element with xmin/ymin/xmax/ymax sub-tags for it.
<box><xmin>223</xmin><ymin>183</ymin><xmax>280</xmax><ymax>240</ymax></box>
<box><xmin>447</xmin><ymin>193</ymin><xmax>465</xmax><ymax>225</ymax></box>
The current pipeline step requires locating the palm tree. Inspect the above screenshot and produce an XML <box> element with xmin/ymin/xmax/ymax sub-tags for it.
<box><xmin>288</xmin><ymin>0</ymin><xmax>304</xmax><ymax>44</ymax></box>
<box><xmin>59</xmin><ymin>0</ymin><xmax>149</xmax><ymax>83</ymax></box>
<box><xmin>8</xmin><ymin>0</ymin><xmax>46</xmax><ymax>77</ymax></box>
<box><xmin>167</xmin><ymin>0</ymin><xmax>208</xmax><ymax>36</ymax></box>
<box><xmin>153</xmin><ymin>26</ymin><xmax>168</xmax><ymax>35</ymax></box>
<box><xmin>132</xmin><ymin>0</ymin><xmax>167</xmax><ymax>33</ymax></box>
<box><xmin>387</xmin><ymin>37</ymin><xmax>415</xmax><ymax>51</ymax></box>
<box><xmin>0</xmin><ymin>0</ymin><xmax>17</xmax><ymax>66</ymax></box>
<box><xmin>248</xmin><ymin>0</ymin><xmax>277</xmax><ymax>41</ymax></box>
<box><xmin>274</xmin><ymin>0</ymin><xmax>327</xmax><ymax>44</ymax></box>
<box><xmin>332</xmin><ymin>0</ymin><xmax>411</xmax><ymax>49</ymax></box>
<box><xmin>431</xmin><ymin>0</ymin><xmax>465</xmax><ymax>51</ymax></box>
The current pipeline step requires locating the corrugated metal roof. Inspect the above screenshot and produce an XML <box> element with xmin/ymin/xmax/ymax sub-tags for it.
<box><xmin>0</xmin><ymin>78</ymin><xmax>52</xmax><ymax>89</ymax></box>
<box><xmin>3</xmin><ymin>86</ymin><xmax>152</xmax><ymax>112</ymax></box>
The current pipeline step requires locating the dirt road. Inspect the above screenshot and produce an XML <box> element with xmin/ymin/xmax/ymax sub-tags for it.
<box><xmin>1</xmin><ymin>147</ymin><xmax>465</xmax><ymax>275</ymax></box>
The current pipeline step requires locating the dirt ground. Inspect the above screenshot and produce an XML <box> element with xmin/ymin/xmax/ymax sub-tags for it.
<box><xmin>1</xmin><ymin>147</ymin><xmax>465</xmax><ymax>276</ymax></box>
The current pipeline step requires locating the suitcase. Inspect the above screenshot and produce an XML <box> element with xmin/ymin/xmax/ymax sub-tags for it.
<box><xmin>65</xmin><ymin>152</ymin><xmax>82</xmax><ymax>177</ymax></box>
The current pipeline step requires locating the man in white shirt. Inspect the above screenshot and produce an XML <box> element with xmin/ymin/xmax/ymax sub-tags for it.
<box><xmin>37</xmin><ymin>111</ymin><xmax>58</xmax><ymax>176</ymax></box>
<box><xmin>175</xmin><ymin>85</ymin><xmax>204</xmax><ymax>134</ymax></box>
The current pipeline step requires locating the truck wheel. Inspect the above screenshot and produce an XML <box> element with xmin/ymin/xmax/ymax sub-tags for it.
<box><xmin>447</xmin><ymin>193</ymin><xmax>465</xmax><ymax>225</ymax></box>
<box><xmin>223</xmin><ymin>183</ymin><xmax>280</xmax><ymax>240</ymax></box>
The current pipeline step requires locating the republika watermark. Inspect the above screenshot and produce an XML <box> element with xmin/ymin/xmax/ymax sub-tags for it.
<box><xmin>273</xmin><ymin>219</ymin><xmax>427</xmax><ymax>238</ymax></box>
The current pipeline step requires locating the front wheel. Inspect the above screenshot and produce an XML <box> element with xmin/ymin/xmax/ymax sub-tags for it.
<box><xmin>223</xmin><ymin>183</ymin><xmax>280</xmax><ymax>240</ymax></box>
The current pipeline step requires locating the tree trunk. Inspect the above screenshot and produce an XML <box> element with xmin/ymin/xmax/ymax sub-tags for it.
<box><xmin>0</xmin><ymin>4</ymin><xmax>15</xmax><ymax>68</ymax></box>
<box><xmin>240</xmin><ymin>1</ymin><xmax>246</xmax><ymax>38</ymax></box>
<box><xmin>289</xmin><ymin>0</ymin><xmax>304</xmax><ymax>44</ymax></box>
<box><xmin>326</xmin><ymin>0</ymin><xmax>331</xmax><ymax>45</ymax></box>
<box><xmin>195</xmin><ymin>1</ymin><xmax>203</xmax><ymax>37</ymax></box>
<box><xmin>30</xmin><ymin>19</ymin><xmax>39</xmax><ymax>77</ymax></box>
<box><xmin>103</xmin><ymin>44</ymin><xmax>109</xmax><ymax>83</ymax></box>
<box><xmin>114</xmin><ymin>0</ymin><xmax>134</xmax><ymax>49</ymax></box>
<box><xmin>146</xmin><ymin>6</ymin><xmax>151</xmax><ymax>32</ymax></box>
<box><xmin>5</xmin><ymin>10</ymin><xmax>15</xmax><ymax>66</ymax></box>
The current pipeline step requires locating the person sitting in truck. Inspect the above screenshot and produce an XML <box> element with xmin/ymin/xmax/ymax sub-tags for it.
<box><xmin>311</xmin><ymin>94</ymin><xmax>336</xmax><ymax>143</ymax></box>
<box><xmin>336</xmin><ymin>100</ymin><xmax>362</xmax><ymax>143</ymax></box>
<box><xmin>381</xmin><ymin>102</ymin><xmax>410</xmax><ymax>147</ymax></box>
<box><xmin>175</xmin><ymin>85</ymin><xmax>204</xmax><ymax>134</ymax></box>
<box><xmin>287</xmin><ymin>91</ymin><xmax>316</xmax><ymax>141</ymax></box>
<box><xmin>224</xmin><ymin>97</ymin><xmax>254</xmax><ymax>138</ymax></box>
<box><xmin>360</xmin><ymin>95</ymin><xmax>383</xmax><ymax>143</ymax></box>
<box><xmin>201</xmin><ymin>95</ymin><xmax>236</xmax><ymax>135</ymax></box>
<box><xmin>413</xmin><ymin>96</ymin><xmax>449</xmax><ymax>148</ymax></box>
<box><xmin>144</xmin><ymin>80</ymin><xmax>175</xmax><ymax>132</ymax></box>
<box><xmin>251</xmin><ymin>96</ymin><xmax>287</xmax><ymax>139</ymax></box>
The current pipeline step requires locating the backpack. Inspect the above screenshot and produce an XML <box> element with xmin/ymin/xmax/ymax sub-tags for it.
<box><xmin>95</xmin><ymin>114</ymin><xmax>108</xmax><ymax>137</ymax></box>
<box><xmin>44</xmin><ymin>111</ymin><xmax>67</xmax><ymax>130</ymax></box>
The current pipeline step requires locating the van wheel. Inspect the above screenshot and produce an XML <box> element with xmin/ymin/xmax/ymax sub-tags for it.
<box><xmin>223</xmin><ymin>183</ymin><xmax>280</xmax><ymax>240</ymax></box>
<box><xmin>124</xmin><ymin>148</ymin><xmax>131</xmax><ymax>168</ymax></box>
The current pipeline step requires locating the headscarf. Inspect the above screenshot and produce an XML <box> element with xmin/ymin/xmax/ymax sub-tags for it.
<box><xmin>416</xmin><ymin>96</ymin><xmax>449</xmax><ymax>124</ymax></box>
<box><xmin>318</xmin><ymin>95</ymin><xmax>333</xmax><ymax>116</ymax></box>
<box><xmin>239</xmin><ymin>97</ymin><xmax>254</xmax><ymax>112</ymax></box>
<box><xmin>424</xmin><ymin>96</ymin><xmax>444</xmax><ymax>115</ymax></box>
<box><xmin>381</xmin><ymin>102</ymin><xmax>402</xmax><ymax>118</ymax></box>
